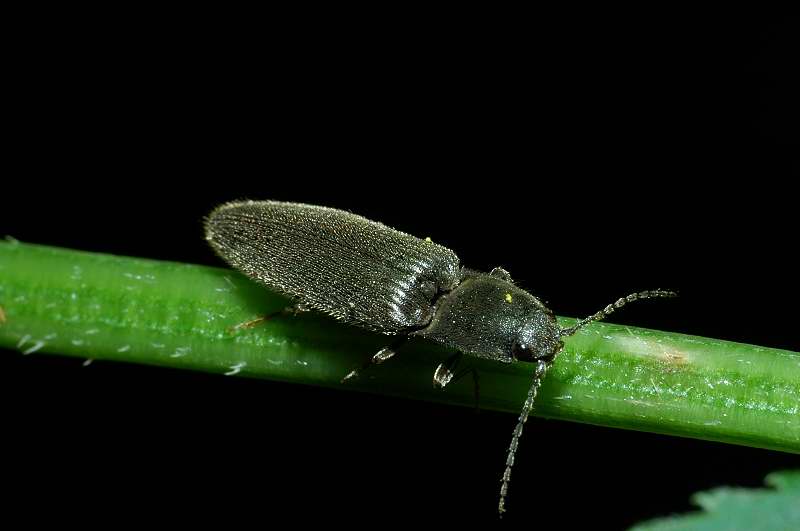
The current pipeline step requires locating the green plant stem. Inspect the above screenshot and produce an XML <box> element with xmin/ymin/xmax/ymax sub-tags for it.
<box><xmin>1</xmin><ymin>241</ymin><xmax>798</xmax><ymax>453</ymax></box>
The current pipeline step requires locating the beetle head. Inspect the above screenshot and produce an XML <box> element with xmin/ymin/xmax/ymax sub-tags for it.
<box><xmin>512</xmin><ymin>311</ymin><xmax>563</xmax><ymax>363</ymax></box>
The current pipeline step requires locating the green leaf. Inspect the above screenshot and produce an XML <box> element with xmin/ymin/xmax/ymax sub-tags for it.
<box><xmin>631</xmin><ymin>470</ymin><xmax>800</xmax><ymax>531</ymax></box>
<box><xmin>1</xmin><ymin>241</ymin><xmax>799</xmax><ymax>453</ymax></box>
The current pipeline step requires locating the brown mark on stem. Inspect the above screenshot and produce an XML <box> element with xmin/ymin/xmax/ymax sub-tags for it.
<box><xmin>618</xmin><ymin>329</ymin><xmax>690</xmax><ymax>369</ymax></box>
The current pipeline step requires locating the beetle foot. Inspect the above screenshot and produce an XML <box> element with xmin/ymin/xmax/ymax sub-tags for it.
<box><xmin>433</xmin><ymin>363</ymin><xmax>455</xmax><ymax>388</ymax></box>
<box><xmin>341</xmin><ymin>368</ymin><xmax>360</xmax><ymax>383</ymax></box>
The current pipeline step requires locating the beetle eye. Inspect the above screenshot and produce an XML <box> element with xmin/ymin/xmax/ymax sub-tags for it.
<box><xmin>512</xmin><ymin>340</ymin><xmax>535</xmax><ymax>361</ymax></box>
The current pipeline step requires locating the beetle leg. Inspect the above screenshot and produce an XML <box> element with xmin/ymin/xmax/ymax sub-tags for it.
<box><xmin>433</xmin><ymin>351</ymin><xmax>462</xmax><ymax>388</ymax></box>
<box><xmin>489</xmin><ymin>267</ymin><xmax>513</xmax><ymax>282</ymax></box>
<box><xmin>341</xmin><ymin>338</ymin><xmax>407</xmax><ymax>383</ymax></box>
<box><xmin>454</xmin><ymin>367</ymin><xmax>480</xmax><ymax>413</ymax></box>
<box><xmin>434</xmin><ymin>352</ymin><xmax>480</xmax><ymax>412</ymax></box>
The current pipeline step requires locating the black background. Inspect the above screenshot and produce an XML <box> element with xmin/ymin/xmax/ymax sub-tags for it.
<box><xmin>2</xmin><ymin>10</ymin><xmax>798</xmax><ymax>528</ymax></box>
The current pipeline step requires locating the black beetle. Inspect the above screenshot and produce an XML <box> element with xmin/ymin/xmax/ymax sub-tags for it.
<box><xmin>204</xmin><ymin>200</ymin><xmax>674</xmax><ymax>515</ymax></box>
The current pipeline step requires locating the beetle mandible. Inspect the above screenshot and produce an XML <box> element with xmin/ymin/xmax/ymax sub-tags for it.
<box><xmin>204</xmin><ymin>200</ymin><xmax>674</xmax><ymax>515</ymax></box>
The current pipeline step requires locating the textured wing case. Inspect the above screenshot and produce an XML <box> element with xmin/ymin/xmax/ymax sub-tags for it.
<box><xmin>205</xmin><ymin>201</ymin><xmax>461</xmax><ymax>334</ymax></box>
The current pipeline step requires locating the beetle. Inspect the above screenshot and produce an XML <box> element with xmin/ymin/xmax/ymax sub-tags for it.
<box><xmin>204</xmin><ymin>200</ymin><xmax>674</xmax><ymax>515</ymax></box>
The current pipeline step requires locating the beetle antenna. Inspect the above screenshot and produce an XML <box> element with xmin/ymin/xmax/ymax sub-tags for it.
<box><xmin>558</xmin><ymin>290</ymin><xmax>676</xmax><ymax>338</ymax></box>
<box><xmin>498</xmin><ymin>359</ymin><xmax>549</xmax><ymax>517</ymax></box>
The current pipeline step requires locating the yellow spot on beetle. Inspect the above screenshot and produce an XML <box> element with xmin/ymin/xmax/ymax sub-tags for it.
<box><xmin>505</xmin><ymin>293</ymin><xmax>513</xmax><ymax>303</ymax></box>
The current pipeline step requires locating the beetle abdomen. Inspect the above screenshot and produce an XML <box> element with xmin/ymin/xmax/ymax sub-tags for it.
<box><xmin>205</xmin><ymin>200</ymin><xmax>461</xmax><ymax>333</ymax></box>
